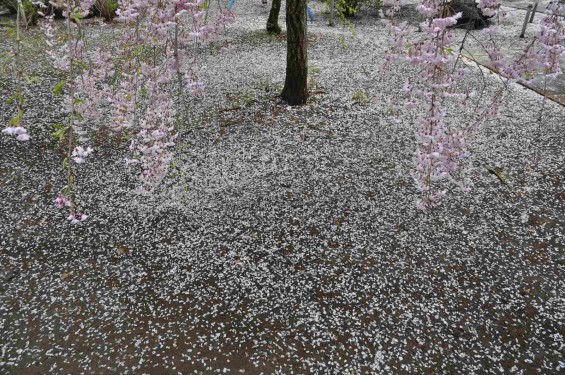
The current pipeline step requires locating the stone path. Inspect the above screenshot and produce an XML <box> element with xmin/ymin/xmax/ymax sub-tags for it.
<box><xmin>499</xmin><ymin>0</ymin><xmax>554</xmax><ymax>13</ymax></box>
<box><xmin>464</xmin><ymin>1</ymin><xmax>565</xmax><ymax>106</ymax></box>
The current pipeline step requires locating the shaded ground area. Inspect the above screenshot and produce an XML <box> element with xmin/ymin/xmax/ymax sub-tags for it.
<box><xmin>1</xmin><ymin>1</ymin><xmax>564</xmax><ymax>374</ymax></box>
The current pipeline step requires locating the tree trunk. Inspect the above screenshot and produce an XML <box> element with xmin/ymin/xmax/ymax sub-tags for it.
<box><xmin>266</xmin><ymin>0</ymin><xmax>282</xmax><ymax>34</ymax></box>
<box><xmin>281</xmin><ymin>0</ymin><xmax>308</xmax><ymax>105</ymax></box>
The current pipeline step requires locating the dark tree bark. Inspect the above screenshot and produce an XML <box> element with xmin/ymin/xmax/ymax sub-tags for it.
<box><xmin>266</xmin><ymin>0</ymin><xmax>282</xmax><ymax>34</ymax></box>
<box><xmin>281</xmin><ymin>0</ymin><xmax>308</xmax><ymax>105</ymax></box>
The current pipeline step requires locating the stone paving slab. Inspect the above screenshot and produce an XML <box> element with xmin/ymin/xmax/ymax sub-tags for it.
<box><xmin>499</xmin><ymin>0</ymin><xmax>554</xmax><ymax>13</ymax></box>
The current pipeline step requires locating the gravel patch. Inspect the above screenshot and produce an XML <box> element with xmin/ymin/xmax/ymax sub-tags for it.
<box><xmin>1</xmin><ymin>1</ymin><xmax>564</xmax><ymax>373</ymax></box>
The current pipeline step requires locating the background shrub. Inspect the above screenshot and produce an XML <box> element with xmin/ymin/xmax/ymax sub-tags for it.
<box><xmin>329</xmin><ymin>0</ymin><xmax>382</xmax><ymax>18</ymax></box>
<box><xmin>0</xmin><ymin>0</ymin><xmax>40</xmax><ymax>26</ymax></box>
<box><xmin>93</xmin><ymin>0</ymin><xmax>118</xmax><ymax>22</ymax></box>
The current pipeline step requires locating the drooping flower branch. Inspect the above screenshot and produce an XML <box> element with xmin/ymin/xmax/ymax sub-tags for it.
<box><xmin>538</xmin><ymin>1</ymin><xmax>565</xmax><ymax>76</ymax></box>
<box><xmin>383</xmin><ymin>0</ymin><xmax>564</xmax><ymax>209</ymax></box>
<box><xmin>2</xmin><ymin>0</ymin><xmax>30</xmax><ymax>141</ymax></box>
<box><xmin>35</xmin><ymin>0</ymin><xmax>234</xmax><ymax>222</ymax></box>
<box><xmin>100</xmin><ymin>0</ymin><xmax>234</xmax><ymax>191</ymax></box>
<box><xmin>5</xmin><ymin>0</ymin><xmax>557</xmax><ymax>221</ymax></box>
<box><xmin>383</xmin><ymin>1</ymin><xmax>488</xmax><ymax>208</ymax></box>
<box><xmin>40</xmin><ymin>0</ymin><xmax>96</xmax><ymax>223</ymax></box>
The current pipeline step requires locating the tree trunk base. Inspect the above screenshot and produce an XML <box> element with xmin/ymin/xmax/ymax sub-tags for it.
<box><xmin>266</xmin><ymin>23</ymin><xmax>282</xmax><ymax>34</ymax></box>
<box><xmin>281</xmin><ymin>0</ymin><xmax>308</xmax><ymax>106</ymax></box>
<box><xmin>281</xmin><ymin>89</ymin><xmax>308</xmax><ymax>105</ymax></box>
<box><xmin>266</xmin><ymin>0</ymin><xmax>282</xmax><ymax>35</ymax></box>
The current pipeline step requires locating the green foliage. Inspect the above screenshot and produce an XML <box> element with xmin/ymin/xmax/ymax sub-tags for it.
<box><xmin>309</xmin><ymin>66</ymin><xmax>322</xmax><ymax>91</ymax></box>
<box><xmin>52</xmin><ymin>124</ymin><xmax>70</xmax><ymax>143</ymax></box>
<box><xmin>9</xmin><ymin>109</ymin><xmax>23</xmax><ymax>126</ymax></box>
<box><xmin>21</xmin><ymin>0</ymin><xmax>38</xmax><ymax>26</ymax></box>
<box><xmin>338</xmin><ymin>34</ymin><xmax>349</xmax><ymax>51</ymax></box>
<box><xmin>0</xmin><ymin>0</ymin><xmax>16</xmax><ymax>12</ymax></box>
<box><xmin>352</xmin><ymin>89</ymin><xmax>370</xmax><ymax>105</ymax></box>
<box><xmin>325</xmin><ymin>0</ymin><xmax>382</xmax><ymax>18</ymax></box>
<box><xmin>94</xmin><ymin>0</ymin><xmax>118</xmax><ymax>22</ymax></box>
<box><xmin>23</xmin><ymin>73</ymin><xmax>41</xmax><ymax>84</ymax></box>
<box><xmin>226</xmin><ymin>89</ymin><xmax>256</xmax><ymax>108</ymax></box>
<box><xmin>256</xmin><ymin>79</ymin><xmax>280</xmax><ymax>93</ymax></box>
<box><xmin>0</xmin><ymin>51</ymin><xmax>13</xmax><ymax>74</ymax></box>
<box><xmin>242</xmin><ymin>91</ymin><xmax>254</xmax><ymax>107</ymax></box>
<box><xmin>53</xmin><ymin>81</ymin><xmax>65</xmax><ymax>95</ymax></box>
<box><xmin>109</xmin><ymin>0</ymin><xmax>118</xmax><ymax>12</ymax></box>
<box><xmin>338</xmin><ymin>0</ymin><xmax>360</xmax><ymax>18</ymax></box>
<box><xmin>0</xmin><ymin>0</ymin><xmax>40</xmax><ymax>26</ymax></box>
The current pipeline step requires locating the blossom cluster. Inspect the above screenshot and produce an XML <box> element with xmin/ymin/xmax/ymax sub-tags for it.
<box><xmin>39</xmin><ymin>0</ymin><xmax>99</xmax><ymax>223</ymax></box>
<box><xmin>532</xmin><ymin>1</ymin><xmax>564</xmax><ymax>76</ymax></box>
<box><xmin>72</xmin><ymin>146</ymin><xmax>94</xmax><ymax>164</ymax></box>
<box><xmin>36</xmin><ymin>0</ymin><xmax>233</xmax><ymax>223</ymax></box>
<box><xmin>383</xmin><ymin>0</ymin><xmax>564</xmax><ymax>209</ymax></box>
<box><xmin>477</xmin><ymin>0</ymin><xmax>500</xmax><ymax>17</ymax></box>
<box><xmin>2</xmin><ymin>126</ymin><xmax>30</xmax><ymax>141</ymax></box>
<box><xmin>100</xmin><ymin>0</ymin><xmax>233</xmax><ymax>191</ymax></box>
<box><xmin>54</xmin><ymin>194</ymin><xmax>88</xmax><ymax>223</ymax></box>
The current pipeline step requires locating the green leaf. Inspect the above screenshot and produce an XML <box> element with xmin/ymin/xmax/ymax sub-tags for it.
<box><xmin>122</xmin><ymin>131</ymin><xmax>133</xmax><ymax>141</ymax></box>
<box><xmin>27</xmin><ymin>37</ymin><xmax>43</xmax><ymax>44</ymax></box>
<box><xmin>72</xmin><ymin>13</ymin><xmax>82</xmax><ymax>24</ymax></box>
<box><xmin>75</xmin><ymin>60</ymin><xmax>88</xmax><ymax>70</ymax></box>
<box><xmin>24</xmin><ymin>74</ymin><xmax>41</xmax><ymax>85</ymax></box>
<box><xmin>53</xmin><ymin>81</ymin><xmax>65</xmax><ymax>95</ymax></box>
<box><xmin>52</xmin><ymin>124</ymin><xmax>69</xmax><ymax>142</ymax></box>
<box><xmin>9</xmin><ymin>110</ymin><xmax>23</xmax><ymax>126</ymax></box>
